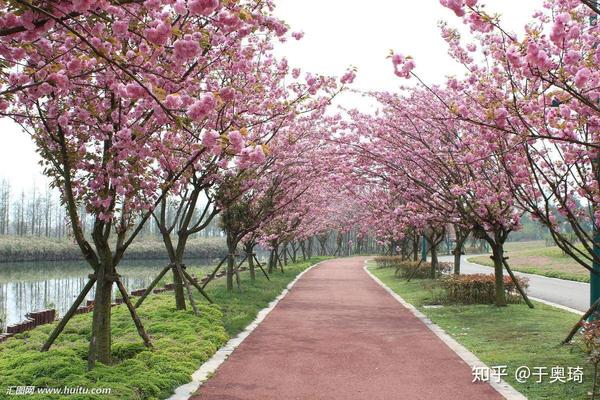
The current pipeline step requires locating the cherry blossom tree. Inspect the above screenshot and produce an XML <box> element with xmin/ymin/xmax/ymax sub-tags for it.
<box><xmin>433</xmin><ymin>0</ymin><xmax>600</xmax><ymax>285</ymax></box>
<box><xmin>344</xmin><ymin>85</ymin><xmax>531</xmax><ymax>307</ymax></box>
<box><xmin>1</xmin><ymin>0</ymin><xmax>292</xmax><ymax>368</ymax></box>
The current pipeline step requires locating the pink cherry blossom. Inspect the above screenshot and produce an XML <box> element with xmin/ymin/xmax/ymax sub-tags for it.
<box><xmin>187</xmin><ymin>93</ymin><xmax>217</xmax><ymax>121</ymax></box>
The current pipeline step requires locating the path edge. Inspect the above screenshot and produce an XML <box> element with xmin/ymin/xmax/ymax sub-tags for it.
<box><xmin>528</xmin><ymin>296</ymin><xmax>583</xmax><ymax>315</ymax></box>
<box><xmin>464</xmin><ymin>256</ymin><xmax>589</xmax><ymax>287</ymax></box>
<box><xmin>363</xmin><ymin>261</ymin><xmax>527</xmax><ymax>400</ymax></box>
<box><xmin>167</xmin><ymin>259</ymin><xmax>329</xmax><ymax>400</ymax></box>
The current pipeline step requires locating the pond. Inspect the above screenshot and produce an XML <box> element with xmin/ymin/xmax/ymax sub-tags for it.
<box><xmin>0</xmin><ymin>258</ymin><xmax>222</xmax><ymax>332</ymax></box>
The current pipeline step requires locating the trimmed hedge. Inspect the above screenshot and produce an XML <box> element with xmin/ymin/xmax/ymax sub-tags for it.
<box><xmin>374</xmin><ymin>256</ymin><xmax>405</xmax><ymax>269</ymax></box>
<box><xmin>373</xmin><ymin>256</ymin><xmax>451</xmax><ymax>279</ymax></box>
<box><xmin>440</xmin><ymin>273</ymin><xmax>529</xmax><ymax>304</ymax></box>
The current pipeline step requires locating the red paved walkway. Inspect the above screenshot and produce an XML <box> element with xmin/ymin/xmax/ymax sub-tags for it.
<box><xmin>192</xmin><ymin>257</ymin><xmax>503</xmax><ymax>400</ymax></box>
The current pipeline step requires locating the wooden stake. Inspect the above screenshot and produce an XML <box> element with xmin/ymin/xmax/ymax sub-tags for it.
<box><xmin>253</xmin><ymin>254</ymin><xmax>270</xmax><ymax>281</ymax></box>
<box><xmin>406</xmin><ymin>259</ymin><xmax>425</xmax><ymax>282</ymax></box>
<box><xmin>181</xmin><ymin>268</ymin><xmax>213</xmax><ymax>303</ymax></box>
<box><xmin>563</xmin><ymin>297</ymin><xmax>600</xmax><ymax>344</ymax></box>
<box><xmin>202</xmin><ymin>255</ymin><xmax>228</xmax><ymax>289</ymax></box>
<box><xmin>176</xmin><ymin>264</ymin><xmax>199</xmax><ymax>316</ymax></box>
<box><xmin>502</xmin><ymin>258</ymin><xmax>534</xmax><ymax>309</ymax></box>
<box><xmin>42</xmin><ymin>276</ymin><xmax>96</xmax><ymax>352</ymax></box>
<box><xmin>116</xmin><ymin>278</ymin><xmax>153</xmax><ymax>348</ymax></box>
<box><xmin>135</xmin><ymin>264</ymin><xmax>171</xmax><ymax>308</ymax></box>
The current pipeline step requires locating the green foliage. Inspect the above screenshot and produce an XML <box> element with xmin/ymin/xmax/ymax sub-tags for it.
<box><xmin>369</xmin><ymin>263</ymin><xmax>592</xmax><ymax>400</ymax></box>
<box><xmin>440</xmin><ymin>274</ymin><xmax>529</xmax><ymax>304</ymax></box>
<box><xmin>0</xmin><ymin>257</ymin><xmax>328</xmax><ymax>399</ymax></box>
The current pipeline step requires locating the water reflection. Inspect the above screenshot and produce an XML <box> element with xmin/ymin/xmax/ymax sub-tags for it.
<box><xmin>0</xmin><ymin>258</ymin><xmax>218</xmax><ymax>331</ymax></box>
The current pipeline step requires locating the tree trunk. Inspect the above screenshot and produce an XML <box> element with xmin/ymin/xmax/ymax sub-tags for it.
<box><xmin>291</xmin><ymin>243</ymin><xmax>297</xmax><ymax>263</ymax></box>
<box><xmin>453</xmin><ymin>233</ymin><xmax>468</xmax><ymax>275</ymax></box>
<box><xmin>88</xmin><ymin>261</ymin><xmax>113</xmax><ymax>368</ymax></box>
<box><xmin>226</xmin><ymin>253</ymin><xmax>235</xmax><ymax>291</ymax></box>
<box><xmin>453</xmin><ymin>249</ymin><xmax>462</xmax><ymax>275</ymax></box>
<box><xmin>491</xmin><ymin>243</ymin><xmax>507</xmax><ymax>307</ymax></box>
<box><xmin>172</xmin><ymin>263</ymin><xmax>186</xmax><ymax>310</ymax></box>
<box><xmin>412</xmin><ymin>235</ymin><xmax>419</xmax><ymax>261</ymax></box>
<box><xmin>318</xmin><ymin>237</ymin><xmax>327</xmax><ymax>256</ymax></box>
<box><xmin>226</xmin><ymin>233</ymin><xmax>237</xmax><ymax>291</ymax></box>
<box><xmin>268</xmin><ymin>247</ymin><xmax>275</xmax><ymax>274</ymax></box>
<box><xmin>246</xmin><ymin>243</ymin><xmax>255</xmax><ymax>281</ymax></box>
<box><xmin>430</xmin><ymin>242</ymin><xmax>438</xmax><ymax>279</ymax></box>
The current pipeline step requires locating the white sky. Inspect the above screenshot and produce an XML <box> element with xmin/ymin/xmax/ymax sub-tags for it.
<box><xmin>0</xmin><ymin>1</ymin><xmax>537</xmax><ymax>195</ymax></box>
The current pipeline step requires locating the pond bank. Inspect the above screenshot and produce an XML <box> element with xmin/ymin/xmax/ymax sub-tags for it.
<box><xmin>0</xmin><ymin>236</ymin><xmax>227</xmax><ymax>263</ymax></box>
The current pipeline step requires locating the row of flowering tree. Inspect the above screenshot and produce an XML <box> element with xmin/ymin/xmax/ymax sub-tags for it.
<box><xmin>342</xmin><ymin>87</ymin><xmax>531</xmax><ymax>307</ymax></box>
<box><xmin>435</xmin><ymin>0</ymin><xmax>600</xmax><ymax>337</ymax></box>
<box><xmin>342</xmin><ymin>0</ymin><xmax>599</xmax><ymax>324</ymax></box>
<box><xmin>0</xmin><ymin>0</ymin><xmax>361</xmax><ymax>369</ymax></box>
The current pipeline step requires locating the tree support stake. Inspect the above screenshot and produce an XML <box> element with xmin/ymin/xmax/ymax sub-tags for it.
<box><xmin>41</xmin><ymin>277</ymin><xmax>96</xmax><ymax>352</ymax></box>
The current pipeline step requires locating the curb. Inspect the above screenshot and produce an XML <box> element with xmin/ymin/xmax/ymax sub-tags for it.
<box><xmin>363</xmin><ymin>261</ymin><xmax>527</xmax><ymax>400</ymax></box>
<box><xmin>167</xmin><ymin>259</ymin><xmax>329</xmax><ymax>400</ymax></box>
<box><xmin>529</xmin><ymin>296</ymin><xmax>583</xmax><ymax>315</ymax></box>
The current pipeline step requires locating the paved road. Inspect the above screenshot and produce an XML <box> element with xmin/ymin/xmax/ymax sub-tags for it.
<box><xmin>192</xmin><ymin>257</ymin><xmax>502</xmax><ymax>400</ymax></box>
<box><xmin>440</xmin><ymin>255</ymin><xmax>589</xmax><ymax>313</ymax></box>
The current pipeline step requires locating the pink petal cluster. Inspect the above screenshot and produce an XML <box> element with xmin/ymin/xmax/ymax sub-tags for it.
<box><xmin>145</xmin><ymin>21</ymin><xmax>171</xmax><ymax>46</ymax></box>
<box><xmin>174</xmin><ymin>37</ymin><xmax>201</xmax><ymax>61</ymax></box>
<box><xmin>228</xmin><ymin>130</ymin><xmax>245</xmax><ymax>153</ymax></box>
<box><xmin>187</xmin><ymin>93</ymin><xmax>216</xmax><ymax>121</ymax></box>
<box><xmin>189</xmin><ymin>0</ymin><xmax>220</xmax><ymax>16</ymax></box>
<box><xmin>340</xmin><ymin>70</ymin><xmax>356</xmax><ymax>85</ymax></box>
<box><xmin>392</xmin><ymin>54</ymin><xmax>416</xmax><ymax>79</ymax></box>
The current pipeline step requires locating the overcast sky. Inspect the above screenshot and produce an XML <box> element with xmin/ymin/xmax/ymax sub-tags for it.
<box><xmin>0</xmin><ymin>1</ymin><xmax>537</xmax><ymax>195</ymax></box>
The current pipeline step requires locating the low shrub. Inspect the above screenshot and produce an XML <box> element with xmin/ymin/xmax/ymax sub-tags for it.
<box><xmin>373</xmin><ymin>257</ymin><xmax>451</xmax><ymax>279</ymax></box>
<box><xmin>0</xmin><ymin>297</ymin><xmax>228</xmax><ymax>400</ymax></box>
<box><xmin>373</xmin><ymin>256</ymin><xmax>404</xmax><ymax>269</ymax></box>
<box><xmin>395</xmin><ymin>260</ymin><xmax>452</xmax><ymax>279</ymax></box>
<box><xmin>440</xmin><ymin>274</ymin><xmax>529</xmax><ymax>304</ymax></box>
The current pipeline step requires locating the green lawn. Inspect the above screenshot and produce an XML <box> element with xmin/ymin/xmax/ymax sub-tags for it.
<box><xmin>0</xmin><ymin>257</ymin><xmax>328</xmax><ymax>400</ymax></box>
<box><xmin>369</xmin><ymin>263</ymin><xmax>593</xmax><ymax>400</ymax></box>
<box><xmin>468</xmin><ymin>240</ymin><xmax>590</xmax><ymax>282</ymax></box>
